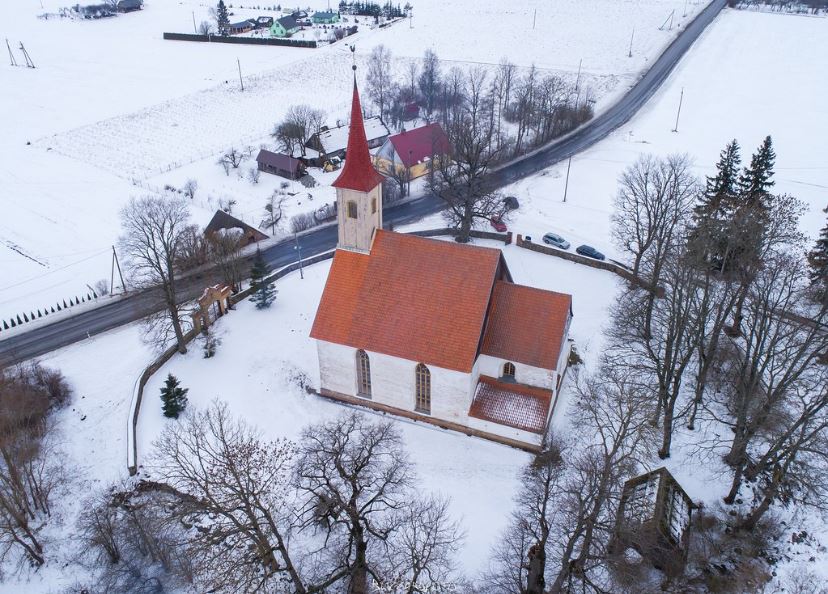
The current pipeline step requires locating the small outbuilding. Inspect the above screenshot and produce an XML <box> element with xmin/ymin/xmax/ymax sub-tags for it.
<box><xmin>373</xmin><ymin>123</ymin><xmax>452</xmax><ymax>180</ymax></box>
<box><xmin>228</xmin><ymin>19</ymin><xmax>256</xmax><ymax>34</ymax></box>
<box><xmin>312</xmin><ymin>10</ymin><xmax>340</xmax><ymax>24</ymax></box>
<box><xmin>255</xmin><ymin>15</ymin><xmax>274</xmax><ymax>28</ymax></box>
<box><xmin>612</xmin><ymin>467</ymin><xmax>695</xmax><ymax>576</ymax></box>
<box><xmin>256</xmin><ymin>149</ymin><xmax>306</xmax><ymax>180</ymax></box>
<box><xmin>270</xmin><ymin>15</ymin><xmax>300</xmax><ymax>37</ymax></box>
<box><xmin>204</xmin><ymin>210</ymin><xmax>268</xmax><ymax>248</ymax></box>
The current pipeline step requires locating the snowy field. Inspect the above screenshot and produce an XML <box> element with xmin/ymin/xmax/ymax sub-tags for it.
<box><xmin>1</xmin><ymin>0</ymin><xmax>708</xmax><ymax>329</ymax></box>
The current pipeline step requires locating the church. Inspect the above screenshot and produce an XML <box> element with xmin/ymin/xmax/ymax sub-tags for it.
<box><xmin>310</xmin><ymin>79</ymin><xmax>574</xmax><ymax>452</ymax></box>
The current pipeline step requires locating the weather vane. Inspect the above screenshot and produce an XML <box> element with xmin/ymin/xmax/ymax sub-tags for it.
<box><xmin>349</xmin><ymin>44</ymin><xmax>356</xmax><ymax>72</ymax></box>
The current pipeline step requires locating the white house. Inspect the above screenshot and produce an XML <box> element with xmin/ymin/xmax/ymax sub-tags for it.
<box><xmin>310</xmin><ymin>80</ymin><xmax>574</xmax><ymax>451</ymax></box>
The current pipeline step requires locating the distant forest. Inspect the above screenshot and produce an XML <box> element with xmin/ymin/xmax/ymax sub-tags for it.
<box><xmin>729</xmin><ymin>0</ymin><xmax>828</xmax><ymax>12</ymax></box>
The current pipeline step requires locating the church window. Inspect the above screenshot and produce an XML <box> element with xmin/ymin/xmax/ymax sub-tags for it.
<box><xmin>347</xmin><ymin>201</ymin><xmax>358</xmax><ymax>219</ymax></box>
<box><xmin>502</xmin><ymin>362</ymin><xmax>516</xmax><ymax>381</ymax></box>
<box><xmin>371</xmin><ymin>197</ymin><xmax>377</xmax><ymax>214</ymax></box>
<box><xmin>356</xmin><ymin>350</ymin><xmax>372</xmax><ymax>397</ymax></box>
<box><xmin>415</xmin><ymin>363</ymin><xmax>431</xmax><ymax>414</ymax></box>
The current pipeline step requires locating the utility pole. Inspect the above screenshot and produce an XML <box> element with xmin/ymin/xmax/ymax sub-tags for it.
<box><xmin>19</xmin><ymin>43</ymin><xmax>34</xmax><ymax>68</ymax></box>
<box><xmin>628</xmin><ymin>27</ymin><xmax>635</xmax><ymax>58</ymax></box>
<box><xmin>192</xmin><ymin>11</ymin><xmax>197</xmax><ymax>33</ymax></box>
<box><xmin>294</xmin><ymin>233</ymin><xmax>304</xmax><ymax>279</ymax></box>
<box><xmin>6</xmin><ymin>38</ymin><xmax>17</xmax><ymax>67</ymax></box>
<box><xmin>111</xmin><ymin>246</ymin><xmax>127</xmax><ymax>294</ymax></box>
<box><xmin>683</xmin><ymin>0</ymin><xmax>688</xmax><ymax>17</ymax></box>
<box><xmin>672</xmin><ymin>87</ymin><xmax>684</xmax><ymax>133</ymax></box>
<box><xmin>237</xmin><ymin>58</ymin><xmax>244</xmax><ymax>91</ymax></box>
<box><xmin>532</xmin><ymin>8</ymin><xmax>537</xmax><ymax>29</ymax></box>
<box><xmin>563</xmin><ymin>156</ymin><xmax>572</xmax><ymax>203</ymax></box>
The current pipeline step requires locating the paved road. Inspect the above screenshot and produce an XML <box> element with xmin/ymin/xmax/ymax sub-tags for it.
<box><xmin>0</xmin><ymin>0</ymin><xmax>725</xmax><ymax>367</ymax></box>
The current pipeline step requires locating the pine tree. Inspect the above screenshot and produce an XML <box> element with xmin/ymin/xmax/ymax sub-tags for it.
<box><xmin>738</xmin><ymin>135</ymin><xmax>776</xmax><ymax>207</ymax></box>
<box><xmin>808</xmin><ymin>214</ymin><xmax>828</xmax><ymax>299</ymax></box>
<box><xmin>216</xmin><ymin>0</ymin><xmax>230</xmax><ymax>35</ymax></box>
<box><xmin>160</xmin><ymin>373</ymin><xmax>188</xmax><ymax>418</ymax></box>
<box><xmin>249</xmin><ymin>248</ymin><xmax>277</xmax><ymax>309</ymax></box>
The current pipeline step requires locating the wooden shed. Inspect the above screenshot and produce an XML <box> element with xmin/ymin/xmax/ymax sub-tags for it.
<box><xmin>256</xmin><ymin>149</ymin><xmax>306</xmax><ymax>180</ymax></box>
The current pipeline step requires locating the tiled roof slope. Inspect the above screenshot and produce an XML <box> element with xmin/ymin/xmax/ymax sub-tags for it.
<box><xmin>481</xmin><ymin>281</ymin><xmax>572</xmax><ymax>370</ymax></box>
<box><xmin>310</xmin><ymin>230</ymin><xmax>503</xmax><ymax>372</ymax></box>
<box><xmin>469</xmin><ymin>376</ymin><xmax>553</xmax><ymax>434</ymax></box>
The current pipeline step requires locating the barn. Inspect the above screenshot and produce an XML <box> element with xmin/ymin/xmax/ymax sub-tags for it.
<box><xmin>256</xmin><ymin>149</ymin><xmax>306</xmax><ymax>180</ymax></box>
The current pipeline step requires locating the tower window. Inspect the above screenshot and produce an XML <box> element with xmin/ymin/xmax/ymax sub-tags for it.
<box><xmin>356</xmin><ymin>350</ymin><xmax>371</xmax><ymax>397</ymax></box>
<box><xmin>347</xmin><ymin>201</ymin><xmax>358</xmax><ymax>219</ymax></box>
<box><xmin>415</xmin><ymin>363</ymin><xmax>431</xmax><ymax>414</ymax></box>
<box><xmin>502</xmin><ymin>362</ymin><xmax>516</xmax><ymax>380</ymax></box>
<box><xmin>371</xmin><ymin>197</ymin><xmax>377</xmax><ymax>214</ymax></box>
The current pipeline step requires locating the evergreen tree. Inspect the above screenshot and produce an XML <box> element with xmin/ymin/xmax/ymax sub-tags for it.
<box><xmin>160</xmin><ymin>373</ymin><xmax>188</xmax><ymax>418</ymax></box>
<box><xmin>249</xmin><ymin>248</ymin><xmax>277</xmax><ymax>309</ymax></box>
<box><xmin>738</xmin><ymin>135</ymin><xmax>776</xmax><ymax>207</ymax></box>
<box><xmin>216</xmin><ymin>0</ymin><xmax>230</xmax><ymax>35</ymax></box>
<box><xmin>808</xmin><ymin>213</ymin><xmax>828</xmax><ymax>299</ymax></box>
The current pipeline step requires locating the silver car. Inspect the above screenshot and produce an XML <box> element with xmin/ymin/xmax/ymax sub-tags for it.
<box><xmin>542</xmin><ymin>232</ymin><xmax>570</xmax><ymax>250</ymax></box>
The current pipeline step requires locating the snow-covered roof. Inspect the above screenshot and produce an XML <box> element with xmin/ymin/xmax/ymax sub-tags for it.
<box><xmin>314</xmin><ymin>116</ymin><xmax>389</xmax><ymax>155</ymax></box>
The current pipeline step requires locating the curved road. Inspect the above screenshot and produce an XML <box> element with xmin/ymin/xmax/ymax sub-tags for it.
<box><xmin>0</xmin><ymin>0</ymin><xmax>725</xmax><ymax>366</ymax></box>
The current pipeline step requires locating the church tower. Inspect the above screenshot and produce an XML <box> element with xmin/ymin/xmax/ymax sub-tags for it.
<box><xmin>331</xmin><ymin>78</ymin><xmax>385</xmax><ymax>253</ymax></box>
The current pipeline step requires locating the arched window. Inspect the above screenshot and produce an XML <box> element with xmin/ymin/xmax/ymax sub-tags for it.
<box><xmin>502</xmin><ymin>362</ymin><xmax>516</xmax><ymax>381</ymax></box>
<box><xmin>415</xmin><ymin>363</ymin><xmax>431</xmax><ymax>414</ymax></box>
<box><xmin>347</xmin><ymin>201</ymin><xmax>358</xmax><ymax>219</ymax></box>
<box><xmin>356</xmin><ymin>350</ymin><xmax>371</xmax><ymax>397</ymax></box>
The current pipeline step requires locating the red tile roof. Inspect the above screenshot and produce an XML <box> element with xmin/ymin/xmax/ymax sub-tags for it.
<box><xmin>389</xmin><ymin>123</ymin><xmax>452</xmax><ymax>168</ymax></box>
<box><xmin>332</xmin><ymin>80</ymin><xmax>386</xmax><ymax>192</ymax></box>
<box><xmin>469</xmin><ymin>376</ymin><xmax>553</xmax><ymax>434</ymax></box>
<box><xmin>481</xmin><ymin>281</ymin><xmax>572</xmax><ymax>370</ymax></box>
<box><xmin>310</xmin><ymin>231</ymin><xmax>504</xmax><ymax>372</ymax></box>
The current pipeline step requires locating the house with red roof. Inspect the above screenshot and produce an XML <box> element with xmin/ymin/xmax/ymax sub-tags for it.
<box><xmin>373</xmin><ymin>122</ymin><xmax>452</xmax><ymax>180</ymax></box>
<box><xmin>310</xmin><ymin>80</ymin><xmax>573</xmax><ymax>452</ymax></box>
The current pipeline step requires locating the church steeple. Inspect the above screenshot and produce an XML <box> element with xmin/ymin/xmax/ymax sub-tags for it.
<box><xmin>332</xmin><ymin>80</ymin><xmax>385</xmax><ymax>192</ymax></box>
<box><xmin>333</xmin><ymin>70</ymin><xmax>385</xmax><ymax>253</ymax></box>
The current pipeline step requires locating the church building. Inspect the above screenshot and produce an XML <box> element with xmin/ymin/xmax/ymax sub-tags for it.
<box><xmin>310</xmin><ymin>79</ymin><xmax>574</xmax><ymax>451</ymax></box>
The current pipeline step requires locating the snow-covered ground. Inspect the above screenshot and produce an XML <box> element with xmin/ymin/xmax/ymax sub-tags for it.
<box><xmin>1</xmin><ymin>0</ymin><xmax>708</xmax><ymax>329</ymax></box>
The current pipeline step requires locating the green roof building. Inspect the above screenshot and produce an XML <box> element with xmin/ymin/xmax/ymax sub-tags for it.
<box><xmin>312</xmin><ymin>11</ymin><xmax>340</xmax><ymax>24</ymax></box>
<box><xmin>270</xmin><ymin>15</ymin><xmax>300</xmax><ymax>37</ymax></box>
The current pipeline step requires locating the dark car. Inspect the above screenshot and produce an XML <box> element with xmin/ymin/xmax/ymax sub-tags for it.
<box><xmin>542</xmin><ymin>232</ymin><xmax>570</xmax><ymax>250</ymax></box>
<box><xmin>490</xmin><ymin>216</ymin><xmax>507</xmax><ymax>233</ymax></box>
<box><xmin>576</xmin><ymin>244</ymin><xmax>605</xmax><ymax>260</ymax></box>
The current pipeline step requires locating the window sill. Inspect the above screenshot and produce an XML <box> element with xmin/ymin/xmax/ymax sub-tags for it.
<box><xmin>357</xmin><ymin>392</ymin><xmax>372</xmax><ymax>399</ymax></box>
<box><xmin>414</xmin><ymin>407</ymin><xmax>431</xmax><ymax>415</ymax></box>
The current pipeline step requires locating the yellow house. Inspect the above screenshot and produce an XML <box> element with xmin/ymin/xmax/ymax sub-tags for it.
<box><xmin>373</xmin><ymin>123</ymin><xmax>452</xmax><ymax>180</ymax></box>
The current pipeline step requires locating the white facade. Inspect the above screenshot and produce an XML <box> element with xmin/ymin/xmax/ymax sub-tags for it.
<box><xmin>316</xmin><ymin>339</ymin><xmax>558</xmax><ymax>448</ymax></box>
<box><xmin>336</xmin><ymin>185</ymin><xmax>382</xmax><ymax>253</ymax></box>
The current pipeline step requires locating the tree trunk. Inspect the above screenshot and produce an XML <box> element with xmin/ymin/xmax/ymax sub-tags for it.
<box><xmin>658</xmin><ymin>404</ymin><xmax>674</xmax><ymax>459</ymax></box>
<box><xmin>723</xmin><ymin>463</ymin><xmax>743</xmax><ymax>505</ymax></box>
<box><xmin>349</xmin><ymin>531</ymin><xmax>369</xmax><ymax>594</ymax></box>
<box><xmin>525</xmin><ymin>542</ymin><xmax>546</xmax><ymax>594</ymax></box>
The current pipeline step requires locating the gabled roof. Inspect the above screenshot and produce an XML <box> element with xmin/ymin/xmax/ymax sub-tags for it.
<box><xmin>313</xmin><ymin>10</ymin><xmax>338</xmax><ymax>18</ymax></box>
<box><xmin>332</xmin><ymin>81</ymin><xmax>386</xmax><ymax>192</ymax></box>
<box><xmin>388</xmin><ymin>123</ymin><xmax>451</xmax><ymax>168</ymax></box>
<box><xmin>204</xmin><ymin>210</ymin><xmax>268</xmax><ymax>242</ymax></box>
<box><xmin>277</xmin><ymin>15</ymin><xmax>298</xmax><ymax>29</ymax></box>
<box><xmin>256</xmin><ymin>149</ymin><xmax>301</xmax><ymax>172</ymax></box>
<box><xmin>469</xmin><ymin>376</ymin><xmax>552</xmax><ymax>434</ymax></box>
<box><xmin>310</xmin><ymin>230</ymin><xmax>505</xmax><ymax>372</ymax></box>
<box><xmin>481</xmin><ymin>281</ymin><xmax>572</xmax><ymax>370</ymax></box>
<box><xmin>312</xmin><ymin>116</ymin><xmax>389</xmax><ymax>156</ymax></box>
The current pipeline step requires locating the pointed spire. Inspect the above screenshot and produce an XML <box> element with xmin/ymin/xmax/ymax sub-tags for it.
<box><xmin>331</xmin><ymin>78</ymin><xmax>385</xmax><ymax>192</ymax></box>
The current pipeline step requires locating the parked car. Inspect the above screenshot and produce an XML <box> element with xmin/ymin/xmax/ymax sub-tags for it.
<box><xmin>576</xmin><ymin>244</ymin><xmax>605</xmax><ymax>260</ymax></box>
<box><xmin>542</xmin><ymin>232</ymin><xmax>570</xmax><ymax>250</ymax></box>
<box><xmin>490</xmin><ymin>216</ymin><xmax>507</xmax><ymax>233</ymax></box>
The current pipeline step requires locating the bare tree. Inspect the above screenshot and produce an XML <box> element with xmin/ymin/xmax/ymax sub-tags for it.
<box><xmin>198</xmin><ymin>20</ymin><xmax>214</xmax><ymax>35</ymax></box>
<box><xmin>182</xmin><ymin>178</ymin><xmax>198</xmax><ymax>200</ymax></box>
<box><xmin>431</xmin><ymin>89</ymin><xmax>506</xmax><ymax>243</ymax></box>
<box><xmin>206</xmin><ymin>229</ymin><xmax>244</xmax><ymax>292</ymax></box>
<box><xmin>366</xmin><ymin>45</ymin><xmax>394</xmax><ymax>122</ymax></box>
<box><xmin>418</xmin><ymin>49</ymin><xmax>441</xmax><ymax>117</ymax></box>
<box><xmin>262</xmin><ymin>192</ymin><xmax>287</xmax><ymax>235</ymax></box>
<box><xmin>274</xmin><ymin>105</ymin><xmax>326</xmax><ymax>157</ymax></box>
<box><xmin>149</xmin><ymin>401</ymin><xmax>310</xmax><ymax>593</ymax></box>
<box><xmin>220</xmin><ymin>147</ymin><xmax>244</xmax><ymax>170</ymax></box>
<box><xmin>119</xmin><ymin>196</ymin><xmax>192</xmax><ymax>354</ymax></box>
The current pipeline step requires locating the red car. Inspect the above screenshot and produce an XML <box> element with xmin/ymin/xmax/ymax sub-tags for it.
<box><xmin>490</xmin><ymin>216</ymin><xmax>507</xmax><ymax>232</ymax></box>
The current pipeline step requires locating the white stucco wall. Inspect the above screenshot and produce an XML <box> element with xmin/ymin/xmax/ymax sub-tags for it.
<box><xmin>466</xmin><ymin>415</ymin><xmax>543</xmax><ymax>447</ymax></box>
<box><xmin>316</xmin><ymin>340</ymin><xmax>473</xmax><ymax>424</ymax></box>
<box><xmin>475</xmin><ymin>353</ymin><xmax>556</xmax><ymax>390</ymax></box>
<box><xmin>336</xmin><ymin>185</ymin><xmax>382</xmax><ymax>253</ymax></box>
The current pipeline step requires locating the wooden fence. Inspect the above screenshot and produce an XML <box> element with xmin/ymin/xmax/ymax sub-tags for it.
<box><xmin>162</xmin><ymin>32</ymin><xmax>317</xmax><ymax>48</ymax></box>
